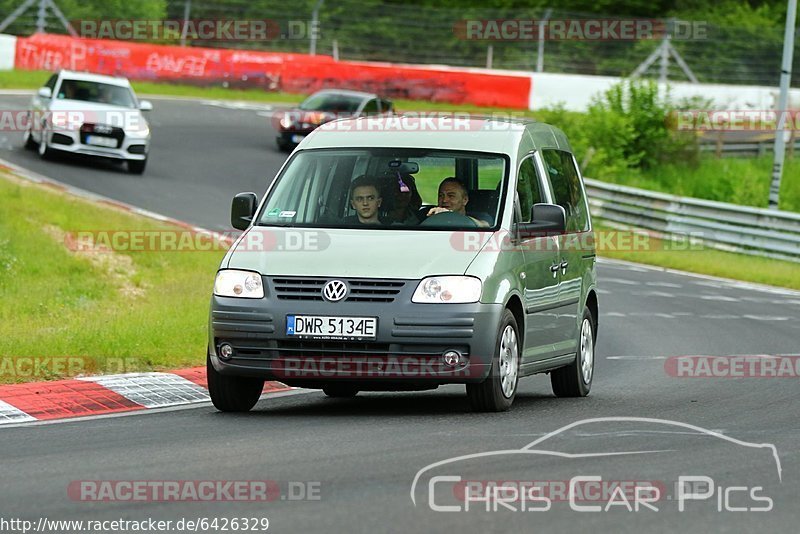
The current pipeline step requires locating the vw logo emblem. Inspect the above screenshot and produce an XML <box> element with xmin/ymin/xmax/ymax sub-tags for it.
<box><xmin>322</xmin><ymin>280</ymin><xmax>348</xmax><ymax>302</ymax></box>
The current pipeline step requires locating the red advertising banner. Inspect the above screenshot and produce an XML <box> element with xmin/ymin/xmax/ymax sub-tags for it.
<box><xmin>14</xmin><ymin>33</ymin><xmax>530</xmax><ymax>109</ymax></box>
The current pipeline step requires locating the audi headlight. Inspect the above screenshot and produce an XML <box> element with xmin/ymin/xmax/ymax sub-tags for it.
<box><xmin>214</xmin><ymin>270</ymin><xmax>264</xmax><ymax>299</ymax></box>
<box><xmin>51</xmin><ymin>112</ymin><xmax>82</xmax><ymax>130</ymax></box>
<box><xmin>412</xmin><ymin>276</ymin><xmax>481</xmax><ymax>304</ymax></box>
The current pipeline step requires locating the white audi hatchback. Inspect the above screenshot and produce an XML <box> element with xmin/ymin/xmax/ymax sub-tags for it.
<box><xmin>24</xmin><ymin>70</ymin><xmax>152</xmax><ymax>174</ymax></box>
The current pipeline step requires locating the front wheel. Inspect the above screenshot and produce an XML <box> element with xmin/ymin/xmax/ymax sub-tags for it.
<box><xmin>466</xmin><ymin>309</ymin><xmax>520</xmax><ymax>412</ymax></box>
<box><xmin>23</xmin><ymin>127</ymin><xmax>37</xmax><ymax>150</ymax></box>
<box><xmin>128</xmin><ymin>158</ymin><xmax>147</xmax><ymax>174</ymax></box>
<box><xmin>207</xmin><ymin>355</ymin><xmax>264</xmax><ymax>412</ymax></box>
<box><xmin>38</xmin><ymin>131</ymin><xmax>54</xmax><ymax>160</ymax></box>
<box><xmin>551</xmin><ymin>307</ymin><xmax>595</xmax><ymax>397</ymax></box>
<box><xmin>322</xmin><ymin>384</ymin><xmax>359</xmax><ymax>398</ymax></box>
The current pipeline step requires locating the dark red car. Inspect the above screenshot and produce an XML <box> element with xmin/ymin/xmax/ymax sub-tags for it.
<box><xmin>275</xmin><ymin>89</ymin><xmax>394</xmax><ymax>151</ymax></box>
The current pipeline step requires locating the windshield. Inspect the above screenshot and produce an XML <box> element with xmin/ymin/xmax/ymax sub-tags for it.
<box><xmin>256</xmin><ymin>148</ymin><xmax>507</xmax><ymax>230</ymax></box>
<box><xmin>56</xmin><ymin>79</ymin><xmax>137</xmax><ymax>108</ymax></box>
<box><xmin>299</xmin><ymin>93</ymin><xmax>363</xmax><ymax>112</ymax></box>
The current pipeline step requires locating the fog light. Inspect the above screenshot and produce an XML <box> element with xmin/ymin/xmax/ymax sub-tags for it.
<box><xmin>219</xmin><ymin>343</ymin><xmax>234</xmax><ymax>360</ymax></box>
<box><xmin>443</xmin><ymin>350</ymin><xmax>462</xmax><ymax>367</ymax></box>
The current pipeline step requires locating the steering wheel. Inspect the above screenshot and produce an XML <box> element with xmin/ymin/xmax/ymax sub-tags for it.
<box><xmin>419</xmin><ymin>210</ymin><xmax>479</xmax><ymax>228</ymax></box>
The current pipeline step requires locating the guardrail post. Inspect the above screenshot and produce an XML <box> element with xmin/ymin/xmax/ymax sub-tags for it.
<box><xmin>715</xmin><ymin>132</ymin><xmax>723</xmax><ymax>158</ymax></box>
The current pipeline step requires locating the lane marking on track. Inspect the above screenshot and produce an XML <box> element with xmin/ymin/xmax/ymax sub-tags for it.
<box><xmin>201</xmin><ymin>100</ymin><xmax>276</xmax><ymax>112</ymax></box>
<box><xmin>598</xmin><ymin>258</ymin><xmax>800</xmax><ymax>296</ymax></box>
<box><xmin>630</xmin><ymin>290</ymin><xmax>676</xmax><ymax>298</ymax></box>
<box><xmin>699</xmin><ymin>295</ymin><xmax>740</xmax><ymax>302</ymax></box>
<box><xmin>600</xmin><ymin>277</ymin><xmax>639</xmax><ymax>285</ymax></box>
<box><xmin>606</xmin><ymin>356</ymin><xmax>667</xmax><ymax>360</ymax></box>
<box><xmin>645</xmin><ymin>282</ymin><xmax>683</xmax><ymax>288</ymax></box>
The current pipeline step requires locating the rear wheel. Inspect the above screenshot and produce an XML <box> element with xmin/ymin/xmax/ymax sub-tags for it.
<box><xmin>128</xmin><ymin>158</ymin><xmax>147</xmax><ymax>174</ymax></box>
<box><xmin>207</xmin><ymin>355</ymin><xmax>264</xmax><ymax>412</ymax></box>
<box><xmin>466</xmin><ymin>309</ymin><xmax>520</xmax><ymax>412</ymax></box>
<box><xmin>322</xmin><ymin>384</ymin><xmax>359</xmax><ymax>398</ymax></box>
<box><xmin>551</xmin><ymin>307</ymin><xmax>595</xmax><ymax>397</ymax></box>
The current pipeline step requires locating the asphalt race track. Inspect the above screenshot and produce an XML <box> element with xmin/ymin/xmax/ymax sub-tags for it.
<box><xmin>1</xmin><ymin>94</ymin><xmax>799</xmax><ymax>533</ymax></box>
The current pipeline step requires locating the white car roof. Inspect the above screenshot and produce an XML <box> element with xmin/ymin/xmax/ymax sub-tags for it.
<box><xmin>58</xmin><ymin>70</ymin><xmax>132</xmax><ymax>88</ymax></box>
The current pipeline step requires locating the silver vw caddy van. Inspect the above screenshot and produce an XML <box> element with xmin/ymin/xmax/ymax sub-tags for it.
<box><xmin>208</xmin><ymin>116</ymin><xmax>598</xmax><ymax>412</ymax></box>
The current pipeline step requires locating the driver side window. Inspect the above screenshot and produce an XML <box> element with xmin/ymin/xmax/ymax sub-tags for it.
<box><xmin>516</xmin><ymin>157</ymin><xmax>544</xmax><ymax>222</ymax></box>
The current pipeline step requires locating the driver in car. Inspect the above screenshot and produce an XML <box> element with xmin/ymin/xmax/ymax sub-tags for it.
<box><xmin>426</xmin><ymin>177</ymin><xmax>490</xmax><ymax>227</ymax></box>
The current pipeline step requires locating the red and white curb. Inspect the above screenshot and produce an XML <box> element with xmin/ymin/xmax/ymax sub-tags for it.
<box><xmin>0</xmin><ymin>367</ymin><xmax>291</xmax><ymax>426</ymax></box>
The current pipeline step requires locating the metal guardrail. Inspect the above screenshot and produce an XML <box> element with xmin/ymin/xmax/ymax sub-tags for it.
<box><xmin>699</xmin><ymin>139</ymin><xmax>800</xmax><ymax>157</ymax></box>
<box><xmin>584</xmin><ymin>178</ymin><xmax>800</xmax><ymax>263</ymax></box>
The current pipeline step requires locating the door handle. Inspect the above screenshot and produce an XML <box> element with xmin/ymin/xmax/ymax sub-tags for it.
<box><xmin>549</xmin><ymin>264</ymin><xmax>559</xmax><ymax>278</ymax></box>
<box><xmin>560</xmin><ymin>260</ymin><xmax>569</xmax><ymax>275</ymax></box>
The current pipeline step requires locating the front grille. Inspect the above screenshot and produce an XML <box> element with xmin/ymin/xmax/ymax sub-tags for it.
<box><xmin>80</xmin><ymin>123</ymin><xmax>124</xmax><ymax>148</ymax></box>
<box><xmin>271</xmin><ymin>277</ymin><xmax>405</xmax><ymax>303</ymax></box>
<box><xmin>51</xmin><ymin>133</ymin><xmax>73</xmax><ymax>145</ymax></box>
<box><xmin>275</xmin><ymin>339</ymin><xmax>392</xmax><ymax>357</ymax></box>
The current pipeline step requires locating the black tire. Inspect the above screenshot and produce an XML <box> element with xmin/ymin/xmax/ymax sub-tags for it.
<box><xmin>207</xmin><ymin>355</ymin><xmax>264</xmax><ymax>412</ymax></box>
<box><xmin>466</xmin><ymin>309</ymin><xmax>520</xmax><ymax>412</ymax></box>
<box><xmin>23</xmin><ymin>128</ymin><xmax>37</xmax><ymax>150</ymax></box>
<box><xmin>128</xmin><ymin>158</ymin><xmax>147</xmax><ymax>174</ymax></box>
<box><xmin>322</xmin><ymin>384</ymin><xmax>359</xmax><ymax>398</ymax></box>
<box><xmin>551</xmin><ymin>307</ymin><xmax>596</xmax><ymax>397</ymax></box>
<box><xmin>38</xmin><ymin>132</ymin><xmax>54</xmax><ymax>160</ymax></box>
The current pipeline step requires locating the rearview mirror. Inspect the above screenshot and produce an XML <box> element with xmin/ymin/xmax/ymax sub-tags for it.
<box><xmin>37</xmin><ymin>87</ymin><xmax>52</xmax><ymax>99</ymax></box>
<box><xmin>516</xmin><ymin>203</ymin><xmax>566</xmax><ymax>238</ymax></box>
<box><xmin>139</xmin><ymin>100</ymin><xmax>153</xmax><ymax>111</ymax></box>
<box><xmin>231</xmin><ymin>192</ymin><xmax>258</xmax><ymax>230</ymax></box>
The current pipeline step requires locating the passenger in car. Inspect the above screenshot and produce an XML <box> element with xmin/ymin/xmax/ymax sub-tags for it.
<box><xmin>342</xmin><ymin>175</ymin><xmax>386</xmax><ymax>225</ymax></box>
<box><xmin>383</xmin><ymin>172</ymin><xmax>422</xmax><ymax>224</ymax></box>
<box><xmin>426</xmin><ymin>177</ymin><xmax>490</xmax><ymax>227</ymax></box>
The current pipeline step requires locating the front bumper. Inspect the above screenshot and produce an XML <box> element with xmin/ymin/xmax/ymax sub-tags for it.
<box><xmin>45</xmin><ymin>129</ymin><xmax>149</xmax><ymax>160</ymax></box>
<box><xmin>208</xmin><ymin>277</ymin><xmax>503</xmax><ymax>387</ymax></box>
<box><xmin>276</xmin><ymin>128</ymin><xmax>316</xmax><ymax>147</ymax></box>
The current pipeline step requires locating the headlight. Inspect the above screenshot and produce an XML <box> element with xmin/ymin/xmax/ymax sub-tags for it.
<box><xmin>214</xmin><ymin>270</ymin><xmax>264</xmax><ymax>299</ymax></box>
<box><xmin>51</xmin><ymin>112</ymin><xmax>82</xmax><ymax>130</ymax></box>
<box><xmin>279</xmin><ymin>114</ymin><xmax>294</xmax><ymax>129</ymax></box>
<box><xmin>412</xmin><ymin>276</ymin><xmax>481</xmax><ymax>304</ymax></box>
<box><xmin>129</xmin><ymin>123</ymin><xmax>149</xmax><ymax>137</ymax></box>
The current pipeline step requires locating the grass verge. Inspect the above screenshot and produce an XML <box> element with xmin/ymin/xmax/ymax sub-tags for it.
<box><xmin>0</xmin><ymin>168</ymin><xmax>224</xmax><ymax>384</ymax></box>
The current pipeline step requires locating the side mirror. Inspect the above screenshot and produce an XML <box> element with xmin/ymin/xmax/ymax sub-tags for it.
<box><xmin>139</xmin><ymin>100</ymin><xmax>153</xmax><ymax>111</ymax></box>
<box><xmin>231</xmin><ymin>192</ymin><xmax>258</xmax><ymax>230</ymax></box>
<box><xmin>37</xmin><ymin>87</ymin><xmax>52</xmax><ymax>99</ymax></box>
<box><xmin>516</xmin><ymin>203</ymin><xmax>566</xmax><ymax>238</ymax></box>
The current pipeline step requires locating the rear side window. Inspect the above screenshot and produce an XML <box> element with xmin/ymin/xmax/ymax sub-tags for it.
<box><xmin>361</xmin><ymin>99</ymin><xmax>380</xmax><ymax>115</ymax></box>
<box><xmin>542</xmin><ymin>150</ymin><xmax>589</xmax><ymax>232</ymax></box>
<box><xmin>380</xmin><ymin>99</ymin><xmax>394</xmax><ymax>113</ymax></box>
<box><xmin>516</xmin><ymin>157</ymin><xmax>544</xmax><ymax>222</ymax></box>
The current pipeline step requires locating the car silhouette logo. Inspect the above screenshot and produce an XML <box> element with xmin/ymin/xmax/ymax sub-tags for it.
<box><xmin>322</xmin><ymin>280</ymin><xmax>348</xmax><ymax>302</ymax></box>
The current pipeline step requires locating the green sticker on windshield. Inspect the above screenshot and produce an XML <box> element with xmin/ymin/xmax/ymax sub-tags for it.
<box><xmin>267</xmin><ymin>208</ymin><xmax>280</xmax><ymax>217</ymax></box>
